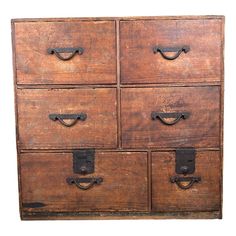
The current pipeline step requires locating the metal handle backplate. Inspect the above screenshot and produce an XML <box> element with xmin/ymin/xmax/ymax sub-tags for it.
<box><xmin>49</xmin><ymin>113</ymin><xmax>87</xmax><ymax>127</ymax></box>
<box><xmin>47</xmin><ymin>47</ymin><xmax>84</xmax><ymax>61</ymax></box>
<box><xmin>151</xmin><ymin>112</ymin><xmax>190</xmax><ymax>125</ymax></box>
<box><xmin>153</xmin><ymin>46</ymin><xmax>190</xmax><ymax>60</ymax></box>
<box><xmin>170</xmin><ymin>176</ymin><xmax>201</xmax><ymax>190</ymax></box>
<box><xmin>66</xmin><ymin>177</ymin><xmax>103</xmax><ymax>190</ymax></box>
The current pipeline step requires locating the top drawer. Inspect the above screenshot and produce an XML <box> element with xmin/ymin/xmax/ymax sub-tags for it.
<box><xmin>13</xmin><ymin>21</ymin><xmax>116</xmax><ymax>85</ymax></box>
<box><xmin>120</xmin><ymin>19</ymin><xmax>223</xmax><ymax>84</ymax></box>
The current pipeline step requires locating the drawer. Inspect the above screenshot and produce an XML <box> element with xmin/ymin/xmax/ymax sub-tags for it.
<box><xmin>120</xmin><ymin>19</ymin><xmax>222</xmax><ymax>84</ymax></box>
<box><xmin>20</xmin><ymin>152</ymin><xmax>148</xmax><ymax>212</ymax></box>
<box><xmin>17</xmin><ymin>88</ymin><xmax>117</xmax><ymax>149</ymax></box>
<box><xmin>151</xmin><ymin>151</ymin><xmax>221</xmax><ymax>212</ymax></box>
<box><xmin>121</xmin><ymin>87</ymin><xmax>220</xmax><ymax>148</ymax></box>
<box><xmin>14</xmin><ymin>21</ymin><xmax>116</xmax><ymax>85</ymax></box>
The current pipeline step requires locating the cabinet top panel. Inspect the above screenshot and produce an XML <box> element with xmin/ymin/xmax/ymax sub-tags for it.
<box><xmin>11</xmin><ymin>15</ymin><xmax>224</xmax><ymax>23</ymax></box>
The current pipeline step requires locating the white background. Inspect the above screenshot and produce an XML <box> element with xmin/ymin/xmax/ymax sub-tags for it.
<box><xmin>0</xmin><ymin>0</ymin><xmax>235</xmax><ymax>235</ymax></box>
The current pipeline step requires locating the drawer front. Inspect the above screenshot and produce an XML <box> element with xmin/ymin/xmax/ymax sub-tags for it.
<box><xmin>121</xmin><ymin>87</ymin><xmax>220</xmax><ymax>148</ymax></box>
<box><xmin>14</xmin><ymin>21</ymin><xmax>116</xmax><ymax>85</ymax></box>
<box><xmin>20</xmin><ymin>152</ymin><xmax>148</xmax><ymax>212</ymax></box>
<box><xmin>120</xmin><ymin>19</ymin><xmax>222</xmax><ymax>84</ymax></box>
<box><xmin>152</xmin><ymin>151</ymin><xmax>221</xmax><ymax>212</ymax></box>
<box><xmin>17</xmin><ymin>88</ymin><xmax>117</xmax><ymax>149</ymax></box>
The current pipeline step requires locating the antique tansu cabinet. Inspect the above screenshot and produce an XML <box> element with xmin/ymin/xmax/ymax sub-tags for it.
<box><xmin>12</xmin><ymin>16</ymin><xmax>224</xmax><ymax>220</ymax></box>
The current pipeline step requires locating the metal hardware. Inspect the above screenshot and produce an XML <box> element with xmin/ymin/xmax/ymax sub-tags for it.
<box><xmin>49</xmin><ymin>113</ymin><xmax>87</xmax><ymax>127</ymax></box>
<box><xmin>73</xmin><ymin>149</ymin><xmax>95</xmax><ymax>175</ymax></box>
<box><xmin>66</xmin><ymin>177</ymin><xmax>103</xmax><ymax>190</ymax></box>
<box><xmin>22</xmin><ymin>202</ymin><xmax>46</xmax><ymax>208</ymax></box>
<box><xmin>170</xmin><ymin>176</ymin><xmax>201</xmax><ymax>190</ymax></box>
<box><xmin>151</xmin><ymin>112</ymin><xmax>190</xmax><ymax>125</ymax></box>
<box><xmin>170</xmin><ymin>148</ymin><xmax>200</xmax><ymax>190</ymax></box>
<box><xmin>47</xmin><ymin>47</ymin><xmax>84</xmax><ymax>61</ymax></box>
<box><xmin>153</xmin><ymin>45</ymin><xmax>190</xmax><ymax>60</ymax></box>
<box><xmin>175</xmin><ymin>148</ymin><xmax>196</xmax><ymax>175</ymax></box>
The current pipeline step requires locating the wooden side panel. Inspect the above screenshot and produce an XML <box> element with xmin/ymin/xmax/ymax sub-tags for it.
<box><xmin>121</xmin><ymin>86</ymin><xmax>220</xmax><ymax>148</ymax></box>
<box><xmin>20</xmin><ymin>152</ymin><xmax>148</xmax><ymax>212</ymax></box>
<box><xmin>17</xmin><ymin>88</ymin><xmax>117</xmax><ymax>149</ymax></box>
<box><xmin>120</xmin><ymin>19</ymin><xmax>222</xmax><ymax>84</ymax></box>
<box><xmin>152</xmin><ymin>151</ymin><xmax>221</xmax><ymax>212</ymax></box>
<box><xmin>14</xmin><ymin>21</ymin><xmax>116</xmax><ymax>84</ymax></box>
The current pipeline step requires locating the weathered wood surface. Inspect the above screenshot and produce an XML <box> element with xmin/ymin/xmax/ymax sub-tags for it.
<box><xmin>17</xmin><ymin>88</ymin><xmax>117</xmax><ymax>149</ymax></box>
<box><xmin>121</xmin><ymin>86</ymin><xmax>220</xmax><ymax>148</ymax></box>
<box><xmin>20</xmin><ymin>152</ymin><xmax>148</xmax><ymax>212</ymax></box>
<box><xmin>12</xmin><ymin>16</ymin><xmax>224</xmax><ymax>220</ymax></box>
<box><xmin>120</xmin><ymin>19</ymin><xmax>222</xmax><ymax>84</ymax></box>
<box><xmin>21</xmin><ymin>211</ymin><xmax>221</xmax><ymax>220</ymax></box>
<box><xmin>14</xmin><ymin>21</ymin><xmax>116</xmax><ymax>85</ymax></box>
<box><xmin>151</xmin><ymin>151</ymin><xmax>221</xmax><ymax>212</ymax></box>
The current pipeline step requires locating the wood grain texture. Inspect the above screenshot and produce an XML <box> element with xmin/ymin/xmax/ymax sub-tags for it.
<box><xmin>20</xmin><ymin>152</ymin><xmax>148</xmax><ymax>212</ymax></box>
<box><xmin>21</xmin><ymin>211</ymin><xmax>221</xmax><ymax>220</ymax></box>
<box><xmin>12</xmin><ymin>15</ymin><xmax>224</xmax><ymax>23</ymax></box>
<box><xmin>12</xmin><ymin>16</ymin><xmax>224</xmax><ymax>220</ymax></box>
<box><xmin>14</xmin><ymin>21</ymin><xmax>116</xmax><ymax>85</ymax></box>
<box><xmin>121</xmin><ymin>86</ymin><xmax>220</xmax><ymax>148</ymax></box>
<box><xmin>151</xmin><ymin>151</ymin><xmax>221</xmax><ymax>212</ymax></box>
<box><xmin>17</xmin><ymin>88</ymin><xmax>117</xmax><ymax>149</ymax></box>
<box><xmin>120</xmin><ymin>19</ymin><xmax>222</xmax><ymax>84</ymax></box>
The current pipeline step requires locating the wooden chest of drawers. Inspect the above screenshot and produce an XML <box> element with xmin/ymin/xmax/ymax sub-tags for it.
<box><xmin>12</xmin><ymin>16</ymin><xmax>224</xmax><ymax>220</ymax></box>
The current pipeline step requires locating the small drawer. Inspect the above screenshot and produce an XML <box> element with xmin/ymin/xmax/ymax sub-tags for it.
<box><xmin>151</xmin><ymin>151</ymin><xmax>221</xmax><ymax>212</ymax></box>
<box><xmin>20</xmin><ymin>152</ymin><xmax>148</xmax><ymax>213</ymax></box>
<box><xmin>121</xmin><ymin>86</ymin><xmax>220</xmax><ymax>148</ymax></box>
<box><xmin>17</xmin><ymin>88</ymin><xmax>117</xmax><ymax>149</ymax></box>
<box><xmin>120</xmin><ymin>19</ymin><xmax>222</xmax><ymax>84</ymax></box>
<box><xmin>14</xmin><ymin>21</ymin><xmax>116</xmax><ymax>85</ymax></box>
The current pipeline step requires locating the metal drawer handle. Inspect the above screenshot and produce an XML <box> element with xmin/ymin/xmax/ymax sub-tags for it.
<box><xmin>66</xmin><ymin>177</ymin><xmax>103</xmax><ymax>190</ymax></box>
<box><xmin>153</xmin><ymin>46</ymin><xmax>190</xmax><ymax>60</ymax></box>
<box><xmin>151</xmin><ymin>112</ymin><xmax>190</xmax><ymax>125</ymax></box>
<box><xmin>170</xmin><ymin>176</ymin><xmax>201</xmax><ymax>190</ymax></box>
<box><xmin>49</xmin><ymin>113</ymin><xmax>87</xmax><ymax>127</ymax></box>
<box><xmin>47</xmin><ymin>47</ymin><xmax>84</xmax><ymax>61</ymax></box>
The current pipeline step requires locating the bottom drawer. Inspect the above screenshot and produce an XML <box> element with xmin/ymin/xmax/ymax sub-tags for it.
<box><xmin>152</xmin><ymin>150</ymin><xmax>221</xmax><ymax>212</ymax></box>
<box><xmin>20</xmin><ymin>151</ymin><xmax>148</xmax><ymax>213</ymax></box>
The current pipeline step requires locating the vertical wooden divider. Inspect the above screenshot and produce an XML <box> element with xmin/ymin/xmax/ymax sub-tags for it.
<box><xmin>116</xmin><ymin>20</ymin><xmax>121</xmax><ymax>149</ymax></box>
<box><xmin>148</xmin><ymin>150</ymin><xmax>152</xmax><ymax>212</ymax></box>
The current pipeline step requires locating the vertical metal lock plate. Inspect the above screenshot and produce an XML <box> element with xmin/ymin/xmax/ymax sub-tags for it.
<box><xmin>175</xmin><ymin>148</ymin><xmax>196</xmax><ymax>175</ymax></box>
<box><xmin>73</xmin><ymin>149</ymin><xmax>95</xmax><ymax>175</ymax></box>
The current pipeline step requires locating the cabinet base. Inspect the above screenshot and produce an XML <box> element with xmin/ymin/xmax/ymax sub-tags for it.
<box><xmin>21</xmin><ymin>211</ymin><xmax>221</xmax><ymax>220</ymax></box>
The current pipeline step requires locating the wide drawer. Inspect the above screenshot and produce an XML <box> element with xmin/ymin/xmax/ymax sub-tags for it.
<box><xmin>14</xmin><ymin>21</ymin><xmax>116</xmax><ymax>85</ymax></box>
<box><xmin>20</xmin><ymin>151</ymin><xmax>148</xmax><ymax>212</ymax></box>
<box><xmin>121</xmin><ymin>86</ymin><xmax>220</xmax><ymax>148</ymax></box>
<box><xmin>152</xmin><ymin>150</ymin><xmax>221</xmax><ymax>212</ymax></box>
<box><xmin>120</xmin><ymin>19</ymin><xmax>222</xmax><ymax>84</ymax></box>
<box><xmin>17</xmin><ymin>88</ymin><xmax>117</xmax><ymax>149</ymax></box>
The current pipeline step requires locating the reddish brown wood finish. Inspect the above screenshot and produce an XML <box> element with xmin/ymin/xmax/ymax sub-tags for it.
<box><xmin>121</xmin><ymin>86</ymin><xmax>220</xmax><ymax>148</ymax></box>
<box><xmin>20</xmin><ymin>152</ymin><xmax>148</xmax><ymax>212</ymax></box>
<box><xmin>120</xmin><ymin>19</ymin><xmax>222</xmax><ymax>84</ymax></box>
<box><xmin>12</xmin><ymin>16</ymin><xmax>224</xmax><ymax>220</ymax></box>
<box><xmin>151</xmin><ymin>151</ymin><xmax>221</xmax><ymax>212</ymax></box>
<box><xmin>14</xmin><ymin>21</ymin><xmax>116</xmax><ymax>85</ymax></box>
<box><xmin>17</xmin><ymin>88</ymin><xmax>117</xmax><ymax>149</ymax></box>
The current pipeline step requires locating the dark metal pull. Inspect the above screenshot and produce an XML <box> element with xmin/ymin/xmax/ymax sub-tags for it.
<box><xmin>47</xmin><ymin>47</ymin><xmax>84</xmax><ymax>61</ymax></box>
<box><xmin>151</xmin><ymin>112</ymin><xmax>190</xmax><ymax>125</ymax></box>
<box><xmin>49</xmin><ymin>113</ymin><xmax>87</xmax><ymax>127</ymax></box>
<box><xmin>153</xmin><ymin>46</ymin><xmax>190</xmax><ymax>60</ymax></box>
<box><xmin>170</xmin><ymin>176</ymin><xmax>201</xmax><ymax>190</ymax></box>
<box><xmin>66</xmin><ymin>177</ymin><xmax>103</xmax><ymax>190</ymax></box>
